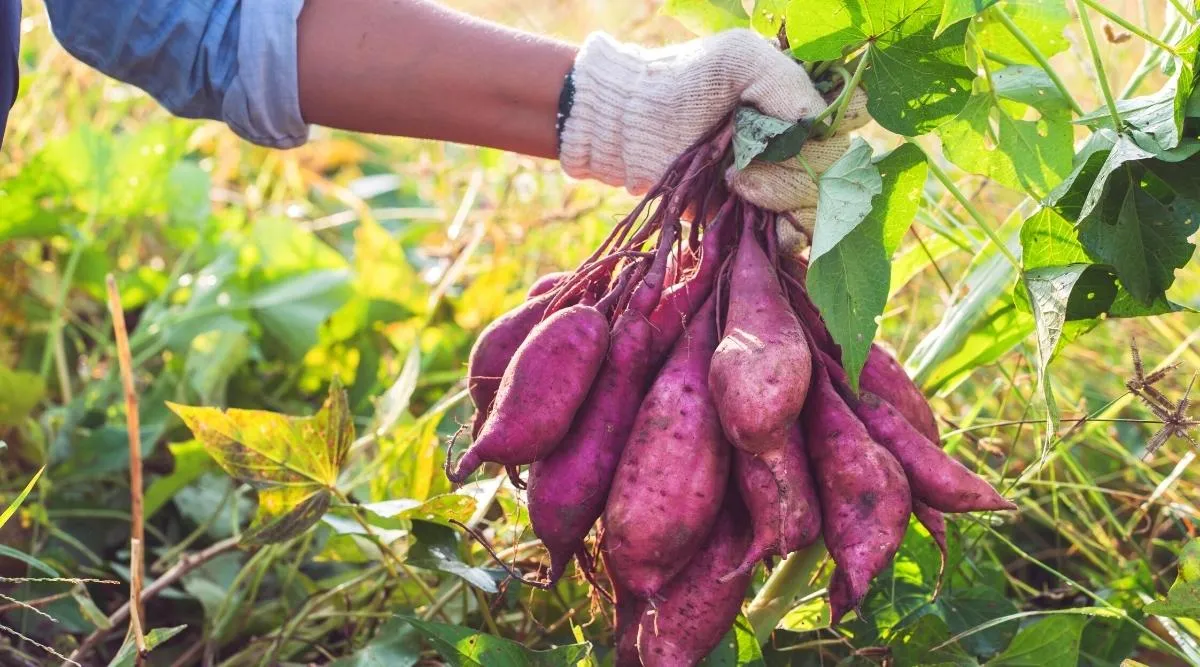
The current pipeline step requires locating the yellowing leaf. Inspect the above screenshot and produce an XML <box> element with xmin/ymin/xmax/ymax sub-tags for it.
<box><xmin>167</xmin><ymin>378</ymin><xmax>354</xmax><ymax>545</ymax></box>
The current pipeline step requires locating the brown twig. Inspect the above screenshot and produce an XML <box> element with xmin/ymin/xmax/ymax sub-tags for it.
<box><xmin>105</xmin><ymin>273</ymin><xmax>146</xmax><ymax>660</ymax></box>
<box><xmin>65</xmin><ymin>537</ymin><xmax>241</xmax><ymax>665</ymax></box>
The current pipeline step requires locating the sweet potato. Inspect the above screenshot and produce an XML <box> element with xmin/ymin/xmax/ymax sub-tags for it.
<box><xmin>448</xmin><ymin>304</ymin><xmax>610</xmax><ymax>483</ymax></box>
<box><xmin>636</xmin><ymin>502</ymin><xmax>751</xmax><ymax>667</ymax></box>
<box><xmin>803</xmin><ymin>363</ymin><xmax>910</xmax><ymax>623</ymax></box>
<box><xmin>913</xmin><ymin>501</ymin><xmax>948</xmax><ymax>597</ymax></box>
<box><xmin>612</xmin><ymin>577</ymin><xmax>647</xmax><ymax>667</ymax></box>
<box><xmin>466</xmin><ymin>293</ymin><xmax>556</xmax><ymax>437</ymax></box>
<box><xmin>853</xmin><ymin>392</ymin><xmax>1015</xmax><ymax>514</ymax></box>
<box><xmin>604</xmin><ymin>297</ymin><xmax>729</xmax><ymax>598</ymax></box>
<box><xmin>726</xmin><ymin>422</ymin><xmax>821</xmax><ymax>578</ymax></box>
<box><xmin>861</xmin><ymin>344</ymin><xmax>939</xmax><ymax>442</ymax></box>
<box><xmin>527</xmin><ymin>271</ymin><xmax>570</xmax><ymax>298</ymax></box>
<box><xmin>527</xmin><ymin>309</ymin><xmax>656</xmax><ymax>582</ymax></box>
<box><xmin>709</xmin><ymin>217</ymin><xmax>812</xmax><ymax>453</ymax></box>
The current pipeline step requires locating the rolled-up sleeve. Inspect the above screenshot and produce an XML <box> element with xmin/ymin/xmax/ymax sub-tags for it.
<box><xmin>44</xmin><ymin>0</ymin><xmax>309</xmax><ymax>149</ymax></box>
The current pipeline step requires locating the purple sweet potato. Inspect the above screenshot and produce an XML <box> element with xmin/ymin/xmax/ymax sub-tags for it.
<box><xmin>709</xmin><ymin>217</ymin><xmax>812</xmax><ymax>453</ymax></box>
<box><xmin>611</xmin><ymin>574</ymin><xmax>647</xmax><ymax>667</ymax></box>
<box><xmin>636</xmin><ymin>503</ymin><xmax>752</xmax><ymax>667</ymax></box>
<box><xmin>803</xmin><ymin>363</ymin><xmax>910</xmax><ymax>624</ymax></box>
<box><xmin>527</xmin><ymin>309</ymin><xmax>656</xmax><ymax>582</ymax></box>
<box><xmin>726</xmin><ymin>422</ymin><xmax>821</xmax><ymax>578</ymax></box>
<box><xmin>466</xmin><ymin>292</ymin><xmax>556</xmax><ymax>438</ymax></box>
<box><xmin>448</xmin><ymin>304</ymin><xmax>610</xmax><ymax>483</ymax></box>
<box><xmin>604</xmin><ymin>297</ymin><xmax>730</xmax><ymax>598</ymax></box>
<box><xmin>527</xmin><ymin>271</ymin><xmax>570</xmax><ymax>298</ymax></box>
<box><xmin>853</xmin><ymin>392</ymin><xmax>1015</xmax><ymax>514</ymax></box>
<box><xmin>861</xmin><ymin>344</ymin><xmax>939</xmax><ymax>442</ymax></box>
<box><xmin>913</xmin><ymin>500</ymin><xmax>948</xmax><ymax>597</ymax></box>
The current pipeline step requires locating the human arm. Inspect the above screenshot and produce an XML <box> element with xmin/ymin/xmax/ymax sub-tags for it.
<box><xmin>297</xmin><ymin>0</ymin><xmax>574</xmax><ymax>160</ymax></box>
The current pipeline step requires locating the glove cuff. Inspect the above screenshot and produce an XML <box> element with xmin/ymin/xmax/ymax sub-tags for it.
<box><xmin>559</xmin><ymin>32</ymin><xmax>654</xmax><ymax>188</ymax></box>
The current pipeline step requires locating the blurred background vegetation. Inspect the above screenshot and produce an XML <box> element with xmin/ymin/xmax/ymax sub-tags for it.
<box><xmin>2</xmin><ymin>0</ymin><xmax>1200</xmax><ymax>665</ymax></box>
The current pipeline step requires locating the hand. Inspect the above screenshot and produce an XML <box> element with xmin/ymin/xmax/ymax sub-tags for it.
<box><xmin>559</xmin><ymin>29</ymin><xmax>829</xmax><ymax>194</ymax></box>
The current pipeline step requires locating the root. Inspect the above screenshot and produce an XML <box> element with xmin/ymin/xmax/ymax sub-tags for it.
<box><xmin>450</xmin><ymin>519</ymin><xmax>554</xmax><ymax>590</ymax></box>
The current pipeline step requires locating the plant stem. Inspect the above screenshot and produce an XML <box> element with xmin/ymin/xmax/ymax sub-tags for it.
<box><xmin>910</xmin><ymin>140</ymin><xmax>1023</xmax><ymax>271</ymax></box>
<box><xmin>745</xmin><ymin>543</ymin><xmax>828</xmax><ymax>643</ymax></box>
<box><xmin>828</xmin><ymin>53</ymin><xmax>869</xmax><ymax>136</ymax></box>
<box><xmin>1074</xmin><ymin>0</ymin><xmax>1124</xmax><ymax>131</ymax></box>
<box><xmin>991</xmin><ymin>8</ymin><xmax>1085</xmax><ymax>115</ymax></box>
<box><xmin>38</xmin><ymin>242</ymin><xmax>85</xmax><ymax>383</ymax></box>
<box><xmin>105</xmin><ymin>274</ymin><xmax>146</xmax><ymax>659</ymax></box>
<box><xmin>1119</xmin><ymin>16</ymin><xmax>1184</xmax><ymax>99</ymax></box>
<box><xmin>1167</xmin><ymin>0</ymin><xmax>1196</xmax><ymax>23</ymax></box>
<box><xmin>1080</xmin><ymin>0</ymin><xmax>1179</xmax><ymax>53</ymax></box>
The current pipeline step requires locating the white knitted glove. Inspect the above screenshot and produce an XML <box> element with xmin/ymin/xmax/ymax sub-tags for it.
<box><xmin>560</xmin><ymin>29</ymin><xmax>827</xmax><ymax>197</ymax></box>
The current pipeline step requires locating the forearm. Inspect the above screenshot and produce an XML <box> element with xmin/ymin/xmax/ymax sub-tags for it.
<box><xmin>297</xmin><ymin>0</ymin><xmax>576</xmax><ymax>159</ymax></box>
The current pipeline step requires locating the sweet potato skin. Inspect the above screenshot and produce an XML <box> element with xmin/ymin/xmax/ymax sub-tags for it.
<box><xmin>804</xmin><ymin>364</ymin><xmax>911</xmax><ymax>623</ymax></box>
<box><xmin>449</xmin><ymin>304</ymin><xmax>610</xmax><ymax>482</ymax></box>
<box><xmin>527</xmin><ymin>310</ymin><xmax>655</xmax><ymax>582</ymax></box>
<box><xmin>860</xmin><ymin>344</ymin><xmax>939</xmax><ymax>442</ymax></box>
<box><xmin>604</xmin><ymin>298</ymin><xmax>729</xmax><ymax>598</ymax></box>
<box><xmin>854</xmin><ymin>392</ymin><xmax>1015</xmax><ymax>514</ymax></box>
<box><xmin>527</xmin><ymin>271</ymin><xmax>570</xmax><ymax>298</ymax></box>
<box><xmin>636</xmin><ymin>503</ymin><xmax>752</xmax><ymax>667</ymax></box>
<box><xmin>709</xmin><ymin>226</ymin><xmax>811</xmax><ymax>453</ymax></box>
<box><xmin>727</xmin><ymin>422</ymin><xmax>821</xmax><ymax>578</ymax></box>
<box><xmin>466</xmin><ymin>293</ymin><xmax>556</xmax><ymax>437</ymax></box>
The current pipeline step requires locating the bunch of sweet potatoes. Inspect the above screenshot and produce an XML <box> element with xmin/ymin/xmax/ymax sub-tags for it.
<box><xmin>444</xmin><ymin>117</ymin><xmax>1015</xmax><ymax>667</ymax></box>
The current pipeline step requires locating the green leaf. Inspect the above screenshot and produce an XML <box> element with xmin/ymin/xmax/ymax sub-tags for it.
<box><xmin>356</xmin><ymin>494</ymin><xmax>478</xmax><ymax>529</ymax></box>
<box><xmin>1048</xmin><ymin>133</ymin><xmax>1200</xmax><ymax>304</ymax></box>
<box><xmin>938</xmin><ymin>66</ymin><xmax>1073</xmax><ymax>197</ymax></box>
<box><xmin>0</xmin><ymin>466</ymin><xmax>44</xmax><ymax>531</ymax></box>
<box><xmin>988</xmin><ymin>615</ymin><xmax>1088</xmax><ymax>667</ymax></box>
<box><xmin>732</xmin><ymin>107</ymin><xmax>808</xmax><ymax>170</ymax></box>
<box><xmin>811</xmin><ymin>139</ymin><xmax>883</xmax><ymax>256</ymax></box>
<box><xmin>107</xmin><ymin>625</ymin><xmax>187</xmax><ymax>667</ymax></box>
<box><xmin>934</xmin><ymin>585</ymin><xmax>1020</xmax><ymax>659</ymax></box>
<box><xmin>1023</xmin><ymin>264</ymin><xmax>1116</xmax><ymax>387</ymax></box>
<box><xmin>971</xmin><ymin>0</ymin><xmax>1069</xmax><ymax>66</ymax></box>
<box><xmin>144</xmin><ymin>440</ymin><xmax>216</xmax><ymax>519</ymax></box>
<box><xmin>167</xmin><ymin>378</ymin><xmax>354</xmax><ymax>545</ymax></box>
<box><xmin>1145</xmin><ymin>539</ymin><xmax>1200</xmax><ymax>618</ymax></box>
<box><xmin>72</xmin><ymin>588</ymin><xmax>113</xmax><ymax>630</ymax></box>
<box><xmin>890</xmin><ymin>614</ymin><xmax>980</xmax><ymax>666</ymax></box>
<box><xmin>1080</xmin><ymin>30</ymin><xmax>1199</xmax><ymax>155</ymax></box>
<box><xmin>809</xmin><ymin>142</ymin><xmax>927</xmax><ymax>388</ymax></box>
<box><xmin>700</xmin><ymin>615</ymin><xmax>766</xmax><ymax>666</ymax></box>
<box><xmin>1019</xmin><ymin>207</ymin><xmax>1184</xmax><ymax>320</ymax></box>
<box><xmin>937</xmin><ymin>0</ymin><xmax>998</xmax><ymax>36</ymax></box>
<box><xmin>369</xmin><ymin>343</ymin><xmax>422</xmax><ymax>439</ymax></box>
<box><xmin>0</xmin><ymin>365</ymin><xmax>46</xmax><ymax>427</ymax></box>
<box><xmin>750</xmin><ymin>0</ymin><xmax>789</xmax><ymax>37</ymax></box>
<box><xmin>786</xmin><ymin>0</ymin><xmax>973</xmax><ymax>134</ymax></box>
<box><xmin>406</xmin><ymin>520</ymin><xmax>499</xmax><ymax>593</ymax></box>
<box><xmin>0</xmin><ymin>545</ymin><xmax>60</xmax><ymax>577</ymax></box>
<box><xmin>662</xmin><ymin>0</ymin><xmax>750</xmax><ymax>34</ymax></box>
<box><xmin>330</xmin><ymin>618</ymin><xmax>421</xmax><ymax>667</ymax></box>
<box><xmin>400</xmin><ymin>615</ymin><xmax>592</xmax><ymax>667</ymax></box>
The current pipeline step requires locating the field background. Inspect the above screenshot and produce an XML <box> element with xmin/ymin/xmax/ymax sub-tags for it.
<box><xmin>3</xmin><ymin>0</ymin><xmax>1200</xmax><ymax>665</ymax></box>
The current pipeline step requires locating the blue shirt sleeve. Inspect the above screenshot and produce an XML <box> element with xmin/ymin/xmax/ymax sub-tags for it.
<box><xmin>1</xmin><ymin>0</ymin><xmax>19</xmax><ymax>150</ymax></box>
<box><xmin>44</xmin><ymin>0</ymin><xmax>309</xmax><ymax>149</ymax></box>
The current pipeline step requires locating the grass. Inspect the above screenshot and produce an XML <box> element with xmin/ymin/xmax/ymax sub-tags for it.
<box><xmin>2</xmin><ymin>0</ymin><xmax>1200</xmax><ymax>665</ymax></box>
